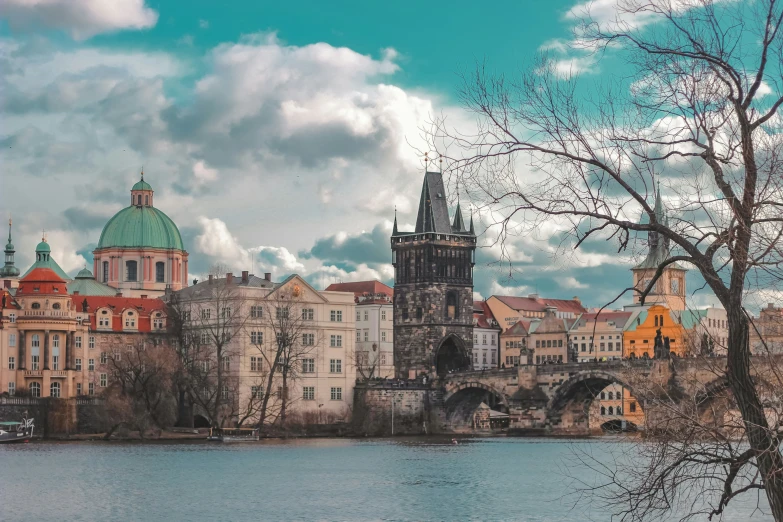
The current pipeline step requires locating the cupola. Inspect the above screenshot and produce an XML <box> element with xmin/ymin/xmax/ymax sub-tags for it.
<box><xmin>131</xmin><ymin>169</ymin><xmax>154</xmax><ymax>207</ymax></box>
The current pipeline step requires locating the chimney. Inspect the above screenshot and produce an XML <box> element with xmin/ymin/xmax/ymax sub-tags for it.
<box><xmin>544</xmin><ymin>305</ymin><xmax>557</xmax><ymax>316</ymax></box>
<box><xmin>573</xmin><ymin>296</ymin><xmax>581</xmax><ymax>304</ymax></box>
<box><xmin>226</xmin><ymin>273</ymin><xmax>233</xmax><ymax>284</ymax></box>
<box><xmin>193</xmin><ymin>279</ymin><xmax>198</xmax><ymax>286</ymax></box>
<box><xmin>115</xmin><ymin>292</ymin><xmax>123</xmax><ymax>297</ymax></box>
<box><xmin>208</xmin><ymin>274</ymin><xmax>214</xmax><ymax>284</ymax></box>
<box><xmin>528</xmin><ymin>293</ymin><xmax>540</xmax><ymax>300</ymax></box>
<box><xmin>242</xmin><ymin>271</ymin><xmax>249</xmax><ymax>283</ymax></box>
<box><xmin>264</xmin><ymin>272</ymin><xmax>271</xmax><ymax>281</ymax></box>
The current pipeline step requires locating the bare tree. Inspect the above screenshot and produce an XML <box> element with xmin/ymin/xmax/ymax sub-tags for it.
<box><xmin>255</xmin><ymin>284</ymin><xmax>319</xmax><ymax>430</ymax></box>
<box><xmin>430</xmin><ymin>0</ymin><xmax>783</xmax><ymax>518</ymax></box>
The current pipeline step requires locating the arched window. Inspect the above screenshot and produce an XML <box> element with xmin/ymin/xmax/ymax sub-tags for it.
<box><xmin>600</xmin><ymin>406</ymin><xmax>606</xmax><ymax>415</ymax></box>
<box><xmin>617</xmin><ymin>407</ymin><xmax>622</xmax><ymax>415</ymax></box>
<box><xmin>137</xmin><ymin>194</ymin><xmax>142</xmax><ymax>205</ymax></box>
<box><xmin>50</xmin><ymin>382</ymin><xmax>61</xmax><ymax>398</ymax></box>
<box><xmin>31</xmin><ymin>302</ymin><xmax>41</xmax><ymax>309</ymax></box>
<box><xmin>608</xmin><ymin>406</ymin><xmax>614</xmax><ymax>415</ymax></box>
<box><xmin>600</xmin><ymin>392</ymin><xmax>605</xmax><ymax>399</ymax></box>
<box><xmin>52</xmin><ymin>302</ymin><xmax>61</xmax><ymax>310</ymax></box>
<box><xmin>446</xmin><ymin>291</ymin><xmax>458</xmax><ymax>320</ymax></box>
<box><xmin>156</xmin><ymin>262</ymin><xmax>165</xmax><ymax>283</ymax></box>
<box><xmin>125</xmin><ymin>311</ymin><xmax>136</xmax><ymax>329</ymax></box>
<box><xmin>126</xmin><ymin>260</ymin><xmax>138</xmax><ymax>282</ymax></box>
<box><xmin>103</xmin><ymin>261</ymin><xmax>109</xmax><ymax>282</ymax></box>
<box><xmin>660</xmin><ymin>315</ymin><xmax>664</xmax><ymax>326</ymax></box>
<box><xmin>145</xmin><ymin>195</ymin><xmax>149</xmax><ymax>206</ymax></box>
<box><xmin>30</xmin><ymin>382</ymin><xmax>41</xmax><ymax>398</ymax></box>
<box><xmin>608</xmin><ymin>391</ymin><xmax>614</xmax><ymax>400</ymax></box>
<box><xmin>654</xmin><ymin>315</ymin><xmax>659</xmax><ymax>327</ymax></box>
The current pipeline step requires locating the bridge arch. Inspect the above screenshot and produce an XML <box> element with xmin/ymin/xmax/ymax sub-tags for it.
<box><xmin>442</xmin><ymin>381</ymin><xmax>510</xmax><ymax>427</ymax></box>
<box><xmin>547</xmin><ymin>370</ymin><xmax>642</xmax><ymax>432</ymax></box>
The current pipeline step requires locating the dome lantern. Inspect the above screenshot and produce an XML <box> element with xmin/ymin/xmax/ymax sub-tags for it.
<box><xmin>131</xmin><ymin>168</ymin><xmax>154</xmax><ymax>207</ymax></box>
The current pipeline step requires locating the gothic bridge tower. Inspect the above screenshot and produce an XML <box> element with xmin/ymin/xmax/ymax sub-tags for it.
<box><xmin>391</xmin><ymin>169</ymin><xmax>476</xmax><ymax>378</ymax></box>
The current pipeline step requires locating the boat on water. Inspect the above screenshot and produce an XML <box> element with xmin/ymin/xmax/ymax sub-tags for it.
<box><xmin>207</xmin><ymin>427</ymin><xmax>260</xmax><ymax>442</ymax></box>
<box><xmin>0</xmin><ymin>418</ymin><xmax>34</xmax><ymax>444</ymax></box>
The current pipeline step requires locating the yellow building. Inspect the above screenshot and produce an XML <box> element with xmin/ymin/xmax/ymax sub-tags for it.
<box><xmin>623</xmin><ymin>305</ymin><xmax>686</xmax><ymax>358</ymax></box>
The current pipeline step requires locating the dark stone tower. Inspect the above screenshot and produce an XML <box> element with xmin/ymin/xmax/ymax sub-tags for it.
<box><xmin>391</xmin><ymin>171</ymin><xmax>476</xmax><ymax>379</ymax></box>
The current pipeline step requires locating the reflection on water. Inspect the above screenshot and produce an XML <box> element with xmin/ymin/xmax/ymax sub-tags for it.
<box><xmin>0</xmin><ymin>437</ymin><xmax>772</xmax><ymax>522</ymax></box>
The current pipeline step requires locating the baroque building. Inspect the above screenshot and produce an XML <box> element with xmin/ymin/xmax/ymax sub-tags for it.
<box><xmin>391</xmin><ymin>170</ymin><xmax>476</xmax><ymax>378</ymax></box>
<box><xmin>93</xmin><ymin>172</ymin><xmax>188</xmax><ymax>298</ymax></box>
<box><xmin>631</xmin><ymin>183</ymin><xmax>687</xmax><ymax>311</ymax></box>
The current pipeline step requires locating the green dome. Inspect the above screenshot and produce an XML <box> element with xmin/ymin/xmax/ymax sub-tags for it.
<box><xmin>97</xmin><ymin>206</ymin><xmax>184</xmax><ymax>250</ymax></box>
<box><xmin>76</xmin><ymin>268</ymin><xmax>94</xmax><ymax>278</ymax></box>
<box><xmin>132</xmin><ymin>179</ymin><xmax>153</xmax><ymax>191</ymax></box>
<box><xmin>36</xmin><ymin>240</ymin><xmax>51</xmax><ymax>253</ymax></box>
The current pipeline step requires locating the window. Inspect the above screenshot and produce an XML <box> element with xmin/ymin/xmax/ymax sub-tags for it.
<box><xmin>416</xmin><ymin>307</ymin><xmax>423</xmax><ymax>320</ymax></box>
<box><xmin>100</xmin><ymin>374</ymin><xmax>107</xmax><ymax>387</ymax></box>
<box><xmin>364</xmin><ymin>331</ymin><xmax>369</xmax><ymax>342</ymax></box>
<box><xmin>32</xmin><ymin>334</ymin><xmax>40</xmax><ymax>348</ymax></box>
<box><xmin>491</xmin><ymin>335</ymin><xmax>496</xmax><ymax>345</ymax></box>
<box><xmin>250</xmin><ymin>305</ymin><xmax>263</xmax><ymax>318</ymax></box>
<box><xmin>155</xmin><ymin>262</ymin><xmax>165</xmax><ymax>283</ymax></box>
<box><xmin>558</xmin><ymin>340</ymin><xmax>563</xmax><ymax>347</ymax></box>
<box><xmin>52</xmin><ymin>302</ymin><xmax>61</xmax><ymax>310</ymax></box>
<box><xmin>201</xmin><ymin>309</ymin><xmax>211</xmax><ymax>319</ymax></box>
<box><xmin>75</xmin><ymin>336</ymin><xmax>82</xmax><ymax>348</ymax></box>
<box><xmin>250</xmin><ymin>331</ymin><xmax>263</xmax><ymax>344</ymax></box>
<box><xmin>89</xmin><ymin>359</ymin><xmax>95</xmax><ymax>371</ymax></box>
<box><xmin>302</xmin><ymin>333</ymin><xmax>315</xmax><ymax>346</ymax></box>
<box><xmin>222</xmin><ymin>356</ymin><xmax>230</xmax><ymax>371</ymax></box>
<box><xmin>381</xmin><ymin>353</ymin><xmax>387</xmax><ymax>365</ymax></box>
<box><xmin>446</xmin><ymin>291</ymin><xmax>458</xmax><ymax>319</ymax></box>
<box><xmin>100</xmin><ymin>352</ymin><xmax>107</xmax><ymax>365</ymax></box>
<box><xmin>303</xmin><ymin>386</ymin><xmax>315</xmax><ymax>400</ymax></box>
<box><xmin>276</xmin><ymin>307</ymin><xmax>289</xmax><ymax>320</ymax></box>
<box><xmin>381</xmin><ymin>310</ymin><xmax>387</xmax><ymax>321</ymax></box>
<box><xmin>31</xmin><ymin>346</ymin><xmax>40</xmax><ymax>371</ymax></box>
<box><xmin>8</xmin><ymin>313</ymin><xmax>15</xmax><ymax>323</ymax></box>
<box><xmin>482</xmin><ymin>334</ymin><xmax>487</xmax><ymax>345</ymax></box>
<box><xmin>330</xmin><ymin>359</ymin><xmax>342</xmax><ymax>373</ymax></box>
<box><xmin>201</xmin><ymin>360</ymin><xmax>210</xmax><ymax>373</ymax></box>
<box><xmin>221</xmin><ymin>307</ymin><xmax>232</xmax><ymax>319</ymax></box>
<box><xmin>50</xmin><ymin>382</ymin><xmax>61</xmax><ymax>398</ymax></box>
<box><xmin>600</xmin><ymin>391</ymin><xmax>606</xmax><ymax>399</ymax></box>
<box><xmin>88</xmin><ymin>383</ymin><xmax>95</xmax><ymax>396</ymax></box>
<box><xmin>8</xmin><ymin>356</ymin><xmax>15</xmax><ymax>370</ymax></box>
<box><xmin>8</xmin><ymin>382</ymin><xmax>15</xmax><ymax>396</ymax></box>
<box><xmin>221</xmin><ymin>385</ymin><xmax>229</xmax><ymax>400</ymax></box>
<box><xmin>356</xmin><ymin>331</ymin><xmax>361</xmax><ymax>342</ymax></box>
<box><xmin>330</xmin><ymin>335</ymin><xmax>343</xmax><ymax>347</ymax></box>
<box><xmin>99</xmin><ymin>311</ymin><xmax>110</xmax><ymax>327</ymax></box>
<box><xmin>381</xmin><ymin>331</ymin><xmax>387</xmax><ymax>342</ymax></box>
<box><xmin>30</xmin><ymin>382</ymin><xmax>41</xmax><ymax>398</ymax></box>
<box><xmin>200</xmin><ymin>332</ymin><xmax>209</xmax><ymax>345</ymax></box>
<box><xmin>31</xmin><ymin>302</ymin><xmax>41</xmax><ymax>309</ymax></box>
<box><xmin>76</xmin><ymin>358</ymin><xmax>82</xmax><ymax>371</ymax></box>
<box><xmin>102</xmin><ymin>261</ymin><xmax>109</xmax><ymax>282</ymax></box>
<box><xmin>536</xmin><ymin>340</ymin><xmax>540</xmax><ymax>348</ymax></box>
<box><xmin>630</xmin><ymin>402</ymin><xmax>637</xmax><ymax>413</ymax></box>
<box><xmin>364</xmin><ymin>311</ymin><xmax>369</xmax><ymax>321</ymax></box>
<box><xmin>302</xmin><ymin>359</ymin><xmax>315</xmax><ymax>373</ymax></box>
<box><xmin>356</xmin><ymin>311</ymin><xmax>361</xmax><ymax>321</ymax></box>
<box><xmin>330</xmin><ymin>310</ymin><xmax>342</xmax><ymax>322</ymax></box>
<box><xmin>89</xmin><ymin>336</ymin><xmax>95</xmax><ymax>349</ymax></box>
<box><xmin>302</xmin><ymin>308</ymin><xmax>314</xmax><ymax>320</ymax></box>
<box><xmin>137</xmin><ymin>194</ymin><xmax>142</xmax><ymax>205</ymax></box>
<box><xmin>330</xmin><ymin>387</ymin><xmax>342</xmax><ymax>401</ymax></box>
<box><xmin>125</xmin><ymin>312</ymin><xmax>136</xmax><ymax>328</ymax></box>
<box><xmin>52</xmin><ymin>349</ymin><xmax>59</xmax><ymax>370</ymax></box>
<box><xmin>608</xmin><ymin>391</ymin><xmax>614</xmax><ymax>400</ymax></box>
<box><xmin>250</xmin><ymin>357</ymin><xmax>260</xmax><ymax>372</ymax></box>
<box><xmin>482</xmin><ymin>352</ymin><xmax>487</xmax><ymax>364</ymax></box>
<box><xmin>76</xmin><ymin>383</ymin><xmax>82</xmax><ymax>395</ymax></box>
<box><xmin>125</xmin><ymin>260</ymin><xmax>138</xmax><ymax>282</ymax></box>
<box><xmin>250</xmin><ymin>386</ymin><xmax>261</xmax><ymax>399</ymax></box>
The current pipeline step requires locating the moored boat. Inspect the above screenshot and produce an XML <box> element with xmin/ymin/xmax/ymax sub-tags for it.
<box><xmin>0</xmin><ymin>418</ymin><xmax>34</xmax><ymax>443</ymax></box>
<box><xmin>207</xmin><ymin>427</ymin><xmax>260</xmax><ymax>442</ymax></box>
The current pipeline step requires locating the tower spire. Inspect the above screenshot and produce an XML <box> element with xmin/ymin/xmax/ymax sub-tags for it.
<box><xmin>1</xmin><ymin>215</ymin><xmax>20</xmax><ymax>279</ymax></box>
<box><xmin>393</xmin><ymin>206</ymin><xmax>398</xmax><ymax>235</ymax></box>
<box><xmin>469</xmin><ymin>206</ymin><xmax>475</xmax><ymax>235</ymax></box>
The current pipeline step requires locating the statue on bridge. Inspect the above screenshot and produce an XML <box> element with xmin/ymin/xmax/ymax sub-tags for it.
<box><xmin>654</xmin><ymin>328</ymin><xmax>670</xmax><ymax>359</ymax></box>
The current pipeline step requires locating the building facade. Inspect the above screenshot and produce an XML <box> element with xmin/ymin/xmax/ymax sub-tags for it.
<box><xmin>391</xmin><ymin>170</ymin><xmax>476</xmax><ymax>378</ymax></box>
<box><xmin>570</xmin><ymin>311</ymin><xmax>631</xmax><ymax>362</ymax></box>
<box><xmin>93</xmin><ymin>172</ymin><xmax>189</xmax><ymax>298</ymax></box>
<box><xmin>326</xmin><ymin>280</ymin><xmax>394</xmax><ymax>379</ymax></box>
<box><xmin>751</xmin><ymin>303</ymin><xmax>783</xmax><ymax>354</ymax></box>
<box><xmin>173</xmin><ymin>273</ymin><xmax>356</xmax><ymax>425</ymax></box>
<box><xmin>529</xmin><ymin>306</ymin><xmax>577</xmax><ymax>364</ymax></box>
<box><xmin>472</xmin><ymin>301</ymin><xmax>501</xmax><ymax>370</ymax></box>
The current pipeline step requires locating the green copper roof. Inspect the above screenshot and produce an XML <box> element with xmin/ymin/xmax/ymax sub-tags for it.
<box><xmin>97</xmin><ymin>205</ymin><xmax>184</xmax><ymax>250</ymax></box>
<box><xmin>1</xmin><ymin>219</ymin><xmax>20</xmax><ymax>278</ymax></box>
<box><xmin>132</xmin><ymin>179</ymin><xmax>153</xmax><ymax>191</ymax></box>
<box><xmin>21</xmin><ymin>242</ymin><xmax>71</xmax><ymax>281</ymax></box>
<box><xmin>67</xmin><ymin>268</ymin><xmax>118</xmax><ymax>296</ymax></box>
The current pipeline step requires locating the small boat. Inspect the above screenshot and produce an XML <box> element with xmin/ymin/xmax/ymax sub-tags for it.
<box><xmin>207</xmin><ymin>427</ymin><xmax>260</xmax><ymax>442</ymax></box>
<box><xmin>0</xmin><ymin>418</ymin><xmax>34</xmax><ymax>443</ymax></box>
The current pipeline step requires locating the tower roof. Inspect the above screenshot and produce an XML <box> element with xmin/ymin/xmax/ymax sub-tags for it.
<box><xmin>132</xmin><ymin>170</ymin><xmax>153</xmax><ymax>191</ymax></box>
<box><xmin>395</xmin><ymin>171</ymin><xmax>475</xmax><ymax>237</ymax></box>
<box><xmin>21</xmin><ymin>240</ymin><xmax>71</xmax><ymax>281</ymax></box>
<box><xmin>97</xmin><ymin>206</ymin><xmax>184</xmax><ymax>250</ymax></box>
<box><xmin>16</xmin><ymin>267</ymin><xmax>68</xmax><ymax>296</ymax></box>
<box><xmin>1</xmin><ymin>218</ymin><xmax>20</xmax><ymax>278</ymax></box>
<box><xmin>634</xmin><ymin>183</ymin><xmax>685</xmax><ymax>271</ymax></box>
<box><xmin>67</xmin><ymin>268</ymin><xmax>119</xmax><ymax>296</ymax></box>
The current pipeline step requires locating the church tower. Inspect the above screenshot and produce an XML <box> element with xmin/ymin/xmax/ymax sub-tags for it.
<box><xmin>1</xmin><ymin>218</ymin><xmax>21</xmax><ymax>288</ymax></box>
<box><xmin>391</xmin><ymin>168</ymin><xmax>476</xmax><ymax>378</ymax></box>
<box><xmin>631</xmin><ymin>183</ymin><xmax>687</xmax><ymax>311</ymax></box>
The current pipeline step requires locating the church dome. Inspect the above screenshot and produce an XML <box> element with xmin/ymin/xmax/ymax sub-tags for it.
<box><xmin>35</xmin><ymin>240</ymin><xmax>51</xmax><ymax>253</ymax></box>
<box><xmin>97</xmin><ymin>206</ymin><xmax>184</xmax><ymax>250</ymax></box>
<box><xmin>132</xmin><ymin>179</ymin><xmax>153</xmax><ymax>191</ymax></box>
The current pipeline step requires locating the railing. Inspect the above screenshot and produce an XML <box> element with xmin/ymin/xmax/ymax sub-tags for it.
<box><xmin>18</xmin><ymin>310</ymin><xmax>75</xmax><ymax>319</ymax></box>
<box><xmin>24</xmin><ymin>370</ymin><xmax>43</xmax><ymax>377</ymax></box>
<box><xmin>50</xmin><ymin>370</ymin><xmax>68</xmax><ymax>378</ymax></box>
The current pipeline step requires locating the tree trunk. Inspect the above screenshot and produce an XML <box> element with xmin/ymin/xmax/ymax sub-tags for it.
<box><xmin>281</xmin><ymin>370</ymin><xmax>287</xmax><ymax>427</ymax></box>
<box><xmin>726</xmin><ymin>308</ymin><xmax>783</xmax><ymax>521</ymax></box>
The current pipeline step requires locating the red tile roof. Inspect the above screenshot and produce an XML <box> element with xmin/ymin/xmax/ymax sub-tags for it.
<box><xmin>326</xmin><ymin>280</ymin><xmax>393</xmax><ymax>303</ymax></box>
<box><xmin>16</xmin><ymin>267</ymin><xmax>68</xmax><ymax>295</ymax></box>
<box><xmin>473</xmin><ymin>300</ymin><xmax>500</xmax><ymax>329</ymax></box>
<box><xmin>505</xmin><ymin>320</ymin><xmax>533</xmax><ymax>336</ymax></box>
<box><xmin>494</xmin><ymin>295</ymin><xmax>586</xmax><ymax>314</ymax></box>
<box><xmin>71</xmin><ymin>295</ymin><xmax>167</xmax><ymax>333</ymax></box>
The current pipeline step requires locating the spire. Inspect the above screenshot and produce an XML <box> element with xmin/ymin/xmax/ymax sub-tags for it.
<box><xmin>1</xmin><ymin>216</ymin><xmax>20</xmax><ymax>278</ymax></box>
<box><xmin>469</xmin><ymin>208</ymin><xmax>475</xmax><ymax>235</ymax></box>
<box><xmin>653</xmin><ymin>180</ymin><xmax>665</xmax><ymax>224</ymax></box>
<box><xmin>452</xmin><ymin>201</ymin><xmax>465</xmax><ymax>232</ymax></box>
<box><xmin>141</xmin><ymin>166</ymin><xmax>144</xmax><ymax>181</ymax></box>
<box><xmin>393</xmin><ymin>206</ymin><xmax>398</xmax><ymax>235</ymax></box>
<box><xmin>6</xmin><ymin>217</ymin><xmax>11</xmax><ymax>247</ymax></box>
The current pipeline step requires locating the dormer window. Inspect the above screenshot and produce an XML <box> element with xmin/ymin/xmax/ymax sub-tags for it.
<box><xmin>52</xmin><ymin>303</ymin><xmax>61</xmax><ymax>310</ymax></box>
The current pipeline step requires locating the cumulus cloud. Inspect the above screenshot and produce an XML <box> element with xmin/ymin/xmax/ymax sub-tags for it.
<box><xmin>0</xmin><ymin>0</ymin><xmax>158</xmax><ymax>40</ymax></box>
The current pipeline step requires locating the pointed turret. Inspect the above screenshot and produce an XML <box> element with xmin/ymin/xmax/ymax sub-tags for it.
<box><xmin>469</xmin><ymin>211</ymin><xmax>475</xmax><ymax>235</ymax></box>
<box><xmin>0</xmin><ymin>218</ymin><xmax>20</xmax><ymax>278</ymax></box>
<box><xmin>393</xmin><ymin>207</ymin><xmax>398</xmax><ymax>235</ymax></box>
<box><xmin>452</xmin><ymin>201</ymin><xmax>465</xmax><ymax>232</ymax></box>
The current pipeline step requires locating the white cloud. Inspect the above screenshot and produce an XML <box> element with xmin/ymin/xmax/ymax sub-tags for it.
<box><xmin>0</xmin><ymin>0</ymin><xmax>158</xmax><ymax>40</ymax></box>
<box><xmin>560</xmin><ymin>276</ymin><xmax>588</xmax><ymax>289</ymax></box>
<box><xmin>199</xmin><ymin>19</ymin><xmax>209</xmax><ymax>29</ymax></box>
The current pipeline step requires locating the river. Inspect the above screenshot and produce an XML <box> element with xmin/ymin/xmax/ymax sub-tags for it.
<box><xmin>0</xmin><ymin>437</ymin><xmax>773</xmax><ymax>521</ymax></box>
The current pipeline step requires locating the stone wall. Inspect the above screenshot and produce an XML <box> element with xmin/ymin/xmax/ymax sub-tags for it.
<box><xmin>353</xmin><ymin>385</ymin><xmax>437</xmax><ymax>436</ymax></box>
<box><xmin>0</xmin><ymin>396</ymin><xmax>104</xmax><ymax>437</ymax></box>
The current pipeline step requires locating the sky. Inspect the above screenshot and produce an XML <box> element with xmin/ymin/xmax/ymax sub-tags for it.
<box><xmin>0</xmin><ymin>0</ymin><xmax>737</xmax><ymax>310</ymax></box>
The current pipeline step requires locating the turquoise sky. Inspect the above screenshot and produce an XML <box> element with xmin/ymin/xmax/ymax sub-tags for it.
<box><xmin>89</xmin><ymin>0</ymin><xmax>577</xmax><ymax>96</ymax></box>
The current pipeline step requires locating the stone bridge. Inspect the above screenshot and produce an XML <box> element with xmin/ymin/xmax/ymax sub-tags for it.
<box><xmin>436</xmin><ymin>357</ymin><xmax>776</xmax><ymax>435</ymax></box>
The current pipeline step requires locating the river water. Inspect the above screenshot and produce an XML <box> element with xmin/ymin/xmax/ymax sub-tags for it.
<box><xmin>0</xmin><ymin>437</ymin><xmax>773</xmax><ymax>521</ymax></box>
